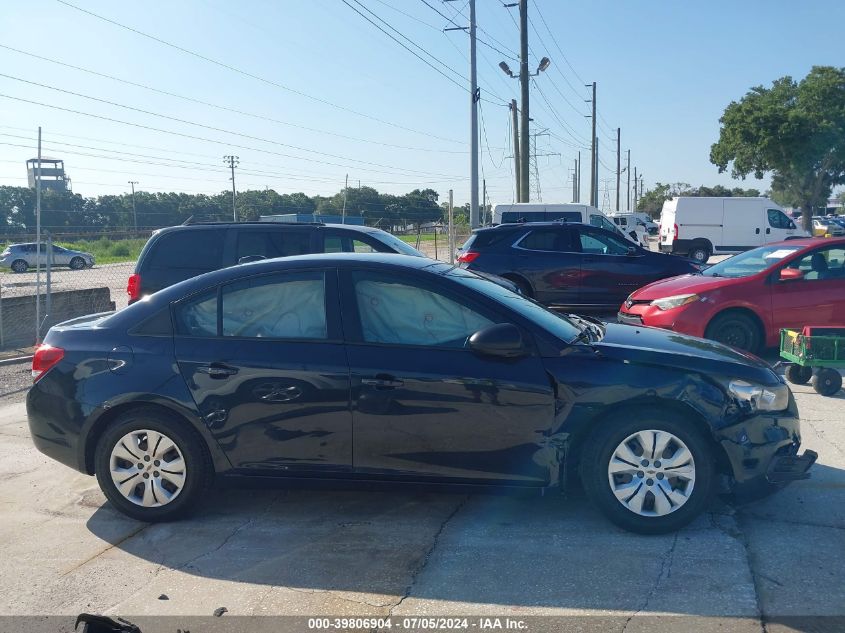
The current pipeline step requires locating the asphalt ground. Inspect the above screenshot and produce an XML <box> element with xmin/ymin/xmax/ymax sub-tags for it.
<box><xmin>0</xmin><ymin>368</ymin><xmax>842</xmax><ymax>632</ymax></box>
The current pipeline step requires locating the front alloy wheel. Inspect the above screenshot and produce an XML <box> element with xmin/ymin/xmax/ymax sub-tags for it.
<box><xmin>109</xmin><ymin>429</ymin><xmax>186</xmax><ymax>507</ymax></box>
<box><xmin>607</xmin><ymin>430</ymin><xmax>695</xmax><ymax>517</ymax></box>
<box><xmin>581</xmin><ymin>410</ymin><xmax>714</xmax><ymax>534</ymax></box>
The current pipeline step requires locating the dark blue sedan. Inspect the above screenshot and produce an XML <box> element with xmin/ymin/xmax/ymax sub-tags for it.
<box><xmin>27</xmin><ymin>254</ymin><xmax>814</xmax><ymax>533</ymax></box>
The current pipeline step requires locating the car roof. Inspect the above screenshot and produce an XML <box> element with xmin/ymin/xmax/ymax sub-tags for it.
<box><xmin>150</xmin><ymin>222</ymin><xmax>383</xmax><ymax>235</ymax></box>
<box><xmin>476</xmin><ymin>221</ymin><xmax>593</xmax><ymax>233</ymax></box>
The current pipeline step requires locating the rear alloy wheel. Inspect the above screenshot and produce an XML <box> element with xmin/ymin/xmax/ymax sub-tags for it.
<box><xmin>95</xmin><ymin>409</ymin><xmax>210</xmax><ymax>521</ymax></box>
<box><xmin>69</xmin><ymin>256</ymin><xmax>85</xmax><ymax>270</ymax></box>
<box><xmin>785</xmin><ymin>364</ymin><xmax>813</xmax><ymax>385</ymax></box>
<box><xmin>689</xmin><ymin>244</ymin><xmax>711</xmax><ymax>264</ymax></box>
<box><xmin>705</xmin><ymin>312</ymin><xmax>761</xmax><ymax>354</ymax></box>
<box><xmin>814</xmin><ymin>368</ymin><xmax>842</xmax><ymax>397</ymax></box>
<box><xmin>11</xmin><ymin>259</ymin><xmax>28</xmax><ymax>273</ymax></box>
<box><xmin>581</xmin><ymin>411</ymin><xmax>713</xmax><ymax>534</ymax></box>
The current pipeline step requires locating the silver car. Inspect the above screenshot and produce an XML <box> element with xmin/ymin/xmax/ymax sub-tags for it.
<box><xmin>0</xmin><ymin>243</ymin><xmax>95</xmax><ymax>273</ymax></box>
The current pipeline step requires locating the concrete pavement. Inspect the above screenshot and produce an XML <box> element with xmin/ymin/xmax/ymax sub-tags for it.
<box><xmin>0</xmin><ymin>382</ymin><xmax>842</xmax><ymax>632</ymax></box>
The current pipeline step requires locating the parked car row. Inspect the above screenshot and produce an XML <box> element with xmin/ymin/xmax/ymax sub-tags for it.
<box><xmin>26</xmin><ymin>214</ymin><xmax>830</xmax><ymax>535</ymax></box>
<box><xmin>27</xmin><ymin>252</ymin><xmax>816</xmax><ymax>535</ymax></box>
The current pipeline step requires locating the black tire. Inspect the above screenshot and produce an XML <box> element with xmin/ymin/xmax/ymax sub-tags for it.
<box><xmin>580</xmin><ymin>408</ymin><xmax>714</xmax><ymax>534</ymax></box>
<box><xmin>705</xmin><ymin>312</ymin><xmax>762</xmax><ymax>354</ymax></box>
<box><xmin>94</xmin><ymin>408</ymin><xmax>212</xmax><ymax>522</ymax></box>
<box><xmin>689</xmin><ymin>242</ymin><xmax>711</xmax><ymax>264</ymax></box>
<box><xmin>503</xmin><ymin>274</ymin><xmax>533</xmax><ymax>298</ymax></box>
<box><xmin>69</xmin><ymin>256</ymin><xmax>85</xmax><ymax>270</ymax></box>
<box><xmin>11</xmin><ymin>259</ymin><xmax>27</xmax><ymax>273</ymax></box>
<box><xmin>814</xmin><ymin>368</ymin><xmax>842</xmax><ymax>396</ymax></box>
<box><xmin>785</xmin><ymin>364</ymin><xmax>813</xmax><ymax>385</ymax></box>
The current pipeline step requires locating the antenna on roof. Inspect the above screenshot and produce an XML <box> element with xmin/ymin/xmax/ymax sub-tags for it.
<box><xmin>182</xmin><ymin>215</ymin><xmax>194</xmax><ymax>226</ymax></box>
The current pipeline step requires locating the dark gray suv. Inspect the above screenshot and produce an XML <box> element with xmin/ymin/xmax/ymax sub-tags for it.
<box><xmin>127</xmin><ymin>222</ymin><xmax>424</xmax><ymax>303</ymax></box>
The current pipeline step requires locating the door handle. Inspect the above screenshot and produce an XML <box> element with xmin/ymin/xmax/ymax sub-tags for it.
<box><xmin>766</xmin><ymin>228</ymin><xmax>771</xmax><ymax>234</ymax></box>
<box><xmin>197</xmin><ymin>363</ymin><xmax>238</xmax><ymax>379</ymax></box>
<box><xmin>756</xmin><ymin>228</ymin><xmax>761</xmax><ymax>234</ymax></box>
<box><xmin>361</xmin><ymin>375</ymin><xmax>404</xmax><ymax>389</ymax></box>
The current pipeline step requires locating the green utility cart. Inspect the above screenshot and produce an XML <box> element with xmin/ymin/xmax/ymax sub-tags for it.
<box><xmin>780</xmin><ymin>327</ymin><xmax>845</xmax><ymax>396</ymax></box>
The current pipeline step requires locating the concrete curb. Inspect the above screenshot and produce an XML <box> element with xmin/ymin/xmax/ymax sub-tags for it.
<box><xmin>0</xmin><ymin>355</ymin><xmax>33</xmax><ymax>366</ymax></box>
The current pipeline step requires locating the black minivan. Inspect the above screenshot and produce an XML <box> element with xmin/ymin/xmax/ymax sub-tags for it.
<box><xmin>128</xmin><ymin>221</ymin><xmax>424</xmax><ymax>303</ymax></box>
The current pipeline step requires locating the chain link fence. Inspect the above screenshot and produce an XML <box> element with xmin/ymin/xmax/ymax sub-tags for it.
<box><xmin>0</xmin><ymin>221</ymin><xmax>474</xmax><ymax>352</ymax></box>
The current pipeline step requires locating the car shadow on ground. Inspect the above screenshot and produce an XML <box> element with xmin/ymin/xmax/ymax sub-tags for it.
<box><xmin>82</xmin><ymin>463</ymin><xmax>844</xmax><ymax>620</ymax></box>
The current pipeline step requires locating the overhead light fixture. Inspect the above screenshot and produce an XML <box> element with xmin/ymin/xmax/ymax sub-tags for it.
<box><xmin>499</xmin><ymin>61</ymin><xmax>514</xmax><ymax>77</ymax></box>
<box><xmin>537</xmin><ymin>57</ymin><xmax>551</xmax><ymax>73</ymax></box>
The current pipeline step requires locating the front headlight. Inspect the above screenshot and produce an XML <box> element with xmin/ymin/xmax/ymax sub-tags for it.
<box><xmin>728</xmin><ymin>380</ymin><xmax>789</xmax><ymax>412</ymax></box>
<box><xmin>650</xmin><ymin>293</ymin><xmax>699</xmax><ymax>311</ymax></box>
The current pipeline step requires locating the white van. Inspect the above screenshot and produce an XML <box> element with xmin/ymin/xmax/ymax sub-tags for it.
<box><xmin>491</xmin><ymin>203</ymin><xmax>643</xmax><ymax>245</ymax></box>
<box><xmin>658</xmin><ymin>197</ymin><xmax>806</xmax><ymax>263</ymax></box>
<box><xmin>610</xmin><ymin>211</ymin><xmax>658</xmax><ymax>235</ymax></box>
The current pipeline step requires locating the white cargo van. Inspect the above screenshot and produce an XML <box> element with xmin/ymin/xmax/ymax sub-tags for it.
<box><xmin>491</xmin><ymin>203</ymin><xmax>643</xmax><ymax>245</ymax></box>
<box><xmin>658</xmin><ymin>197</ymin><xmax>805</xmax><ymax>263</ymax></box>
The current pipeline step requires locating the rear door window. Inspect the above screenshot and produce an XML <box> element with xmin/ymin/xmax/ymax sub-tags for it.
<box><xmin>147</xmin><ymin>230</ymin><xmax>226</xmax><ymax>271</ymax></box>
<box><xmin>235</xmin><ymin>229</ymin><xmax>312</xmax><ymax>261</ymax></box>
<box><xmin>517</xmin><ymin>228</ymin><xmax>575</xmax><ymax>252</ymax></box>
<box><xmin>320</xmin><ymin>231</ymin><xmax>387</xmax><ymax>254</ymax></box>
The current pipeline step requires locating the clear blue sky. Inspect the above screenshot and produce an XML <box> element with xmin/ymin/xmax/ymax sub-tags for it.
<box><xmin>1</xmin><ymin>0</ymin><xmax>842</xmax><ymax>211</ymax></box>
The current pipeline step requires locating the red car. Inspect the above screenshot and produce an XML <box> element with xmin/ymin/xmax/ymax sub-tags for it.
<box><xmin>618</xmin><ymin>238</ymin><xmax>845</xmax><ymax>353</ymax></box>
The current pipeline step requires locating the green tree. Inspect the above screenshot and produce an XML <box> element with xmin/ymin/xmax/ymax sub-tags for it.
<box><xmin>710</xmin><ymin>66</ymin><xmax>845</xmax><ymax>231</ymax></box>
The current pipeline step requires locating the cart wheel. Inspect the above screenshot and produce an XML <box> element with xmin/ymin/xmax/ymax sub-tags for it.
<box><xmin>785</xmin><ymin>364</ymin><xmax>813</xmax><ymax>385</ymax></box>
<box><xmin>814</xmin><ymin>368</ymin><xmax>843</xmax><ymax>397</ymax></box>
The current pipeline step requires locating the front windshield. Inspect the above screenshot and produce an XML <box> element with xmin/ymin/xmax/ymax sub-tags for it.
<box><xmin>702</xmin><ymin>244</ymin><xmax>802</xmax><ymax>278</ymax></box>
<box><xmin>372</xmin><ymin>230</ymin><xmax>426</xmax><ymax>257</ymax></box>
<box><xmin>439</xmin><ymin>265</ymin><xmax>582</xmax><ymax>343</ymax></box>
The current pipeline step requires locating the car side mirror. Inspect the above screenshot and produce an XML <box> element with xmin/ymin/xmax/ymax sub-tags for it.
<box><xmin>468</xmin><ymin>323</ymin><xmax>526</xmax><ymax>358</ymax></box>
<box><xmin>779</xmin><ymin>268</ymin><xmax>804</xmax><ymax>282</ymax></box>
<box><xmin>238</xmin><ymin>255</ymin><xmax>266</xmax><ymax>264</ymax></box>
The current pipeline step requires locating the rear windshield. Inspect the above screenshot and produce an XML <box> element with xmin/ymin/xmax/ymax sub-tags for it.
<box><xmin>146</xmin><ymin>229</ymin><xmax>226</xmax><ymax>270</ymax></box>
<box><xmin>367</xmin><ymin>230</ymin><xmax>425</xmax><ymax>257</ymax></box>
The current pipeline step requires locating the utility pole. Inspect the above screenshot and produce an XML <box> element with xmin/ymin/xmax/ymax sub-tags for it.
<box><xmin>626</xmin><ymin>150</ymin><xmax>631</xmax><ymax>211</ymax></box>
<box><xmin>448</xmin><ymin>189</ymin><xmax>455</xmax><ymax>264</ymax></box>
<box><xmin>615</xmin><ymin>128</ymin><xmax>621</xmax><ymax>212</ymax></box>
<box><xmin>640</xmin><ymin>174</ymin><xmax>644</xmax><ymax>204</ymax></box>
<box><xmin>572</xmin><ymin>158</ymin><xmax>577</xmax><ymax>203</ymax></box>
<box><xmin>342</xmin><ymin>173</ymin><xmax>348</xmax><ymax>223</ymax></box>
<box><xmin>594</xmin><ymin>137</ymin><xmax>599</xmax><ymax>206</ymax></box>
<box><xmin>223</xmin><ymin>155</ymin><xmax>239</xmax><ymax>221</ymax></box>
<box><xmin>482</xmin><ymin>178</ymin><xmax>487</xmax><ymax>225</ymax></box>
<box><xmin>469</xmin><ymin>0</ymin><xmax>479</xmax><ymax>227</ymax></box>
<box><xmin>587</xmin><ymin>81</ymin><xmax>597</xmax><ymax>206</ymax></box>
<box><xmin>576</xmin><ymin>150</ymin><xmax>581</xmax><ymax>202</ymax></box>
<box><xmin>128</xmin><ymin>180</ymin><xmax>138</xmax><ymax>233</ymax></box>
<box><xmin>519</xmin><ymin>0</ymin><xmax>530</xmax><ymax>204</ymax></box>
<box><xmin>35</xmin><ymin>126</ymin><xmax>42</xmax><ymax>344</ymax></box>
<box><xmin>511</xmin><ymin>99</ymin><xmax>521</xmax><ymax>200</ymax></box>
<box><xmin>633</xmin><ymin>166</ymin><xmax>638</xmax><ymax>210</ymax></box>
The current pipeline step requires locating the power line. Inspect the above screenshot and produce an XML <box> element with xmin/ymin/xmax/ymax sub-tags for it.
<box><xmin>0</xmin><ymin>75</ymin><xmax>465</xmax><ymax>178</ymax></box>
<box><xmin>419</xmin><ymin>0</ymin><xmax>518</xmax><ymax>61</ymax></box>
<box><xmin>54</xmin><ymin>0</ymin><xmax>463</xmax><ymax>144</ymax></box>
<box><xmin>0</xmin><ymin>44</ymin><xmax>466</xmax><ymax>155</ymax></box>
<box><xmin>0</xmin><ymin>93</ymin><xmax>468</xmax><ymax>181</ymax></box>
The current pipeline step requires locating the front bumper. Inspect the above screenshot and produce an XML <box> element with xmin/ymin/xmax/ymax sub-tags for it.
<box><xmin>717</xmin><ymin>401</ymin><xmax>815</xmax><ymax>498</ymax></box>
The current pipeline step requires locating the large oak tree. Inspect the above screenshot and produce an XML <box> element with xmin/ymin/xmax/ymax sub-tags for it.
<box><xmin>710</xmin><ymin>66</ymin><xmax>845</xmax><ymax>231</ymax></box>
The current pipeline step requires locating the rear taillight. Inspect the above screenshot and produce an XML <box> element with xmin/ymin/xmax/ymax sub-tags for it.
<box><xmin>127</xmin><ymin>273</ymin><xmax>141</xmax><ymax>301</ymax></box>
<box><xmin>32</xmin><ymin>344</ymin><xmax>64</xmax><ymax>382</ymax></box>
<box><xmin>673</xmin><ymin>223</ymin><xmax>679</xmax><ymax>241</ymax></box>
<box><xmin>457</xmin><ymin>251</ymin><xmax>480</xmax><ymax>264</ymax></box>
